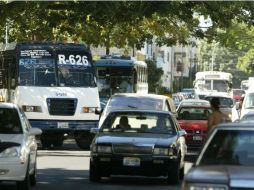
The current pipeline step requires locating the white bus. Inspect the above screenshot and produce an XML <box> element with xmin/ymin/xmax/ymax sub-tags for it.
<box><xmin>95</xmin><ymin>55</ymin><xmax>148</xmax><ymax>108</ymax></box>
<box><xmin>0</xmin><ymin>42</ymin><xmax>100</xmax><ymax>149</ymax></box>
<box><xmin>193</xmin><ymin>71</ymin><xmax>233</xmax><ymax>99</ymax></box>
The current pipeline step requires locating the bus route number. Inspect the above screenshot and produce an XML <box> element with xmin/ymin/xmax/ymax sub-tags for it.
<box><xmin>58</xmin><ymin>54</ymin><xmax>89</xmax><ymax>66</ymax></box>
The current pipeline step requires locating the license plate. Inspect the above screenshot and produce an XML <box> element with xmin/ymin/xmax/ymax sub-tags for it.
<box><xmin>57</xmin><ymin>122</ymin><xmax>69</xmax><ymax>129</ymax></box>
<box><xmin>193</xmin><ymin>135</ymin><xmax>202</xmax><ymax>141</ymax></box>
<box><xmin>123</xmin><ymin>157</ymin><xmax>140</xmax><ymax>167</ymax></box>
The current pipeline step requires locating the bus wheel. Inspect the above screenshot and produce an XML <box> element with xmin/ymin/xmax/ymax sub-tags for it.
<box><xmin>75</xmin><ymin>133</ymin><xmax>94</xmax><ymax>150</ymax></box>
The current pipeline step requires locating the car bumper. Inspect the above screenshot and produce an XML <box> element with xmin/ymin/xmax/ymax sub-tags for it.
<box><xmin>185</xmin><ymin>135</ymin><xmax>206</xmax><ymax>149</ymax></box>
<box><xmin>29</xmin><ymin>119</ymin><xmax>98</xmax><ymax>132</ymax></box>
<box><xmin>0</xmin><ymin>159</ymin><xmax>28</xmax><ymax>181</ymax></box>
<box><xmin>91</xmin><ymin>154</ymin><xmax>178</xmax><ymax>176</ymax></box>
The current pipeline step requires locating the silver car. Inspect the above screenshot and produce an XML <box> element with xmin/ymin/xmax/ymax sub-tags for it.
<box><xmin>183</xmin><ymin>123</ymin><xmax>254</xmax><ymax>190</ymax></box>
<box><xmin>0</xmin><ymin>103</ymin><xmax>42</xmax><ymax>190</ymax></box>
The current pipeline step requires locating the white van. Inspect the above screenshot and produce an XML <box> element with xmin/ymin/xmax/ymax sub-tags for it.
<box><xmin>241</xmin><ymin>88</ymin><xmax>254</xmax><ymax>119</ymax></box>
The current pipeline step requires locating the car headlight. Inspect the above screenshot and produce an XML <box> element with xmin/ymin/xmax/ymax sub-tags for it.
<box><xmin>22</xmin><ymin>105</ymin><xmax>42</xmax><ymax>112</ymax></box>
<box><xmin>187</xmin><ymin>183</ymin><xmax>228</xmax><ymax>190</ymax></box>
<box><xmin>97</xmin><ymin>145</ymin><xmax>112</xmax><ymax>153</ymax></box>
<box><xmin>153</xmin><ymin>147</ymin><xmax>173</xmax><ymax>156</ymax></box>
<box><xmin>0</xmin><ymin>146</ymin><xmax>20</xmax><ymax>158</ymax></box>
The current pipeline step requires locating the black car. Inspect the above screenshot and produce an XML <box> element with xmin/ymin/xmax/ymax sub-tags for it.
<box><xmin>183</xmin><ymin>123</ymin><xmax>254</xmax><ymax>190</ymax></box>
<box><xmin>90</xmin><ymin>110</ymin><xmax>187</xmax><ymax>184</ymax></box>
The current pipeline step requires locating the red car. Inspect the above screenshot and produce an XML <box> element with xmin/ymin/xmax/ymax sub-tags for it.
<box><xmin>177</xmin><ymin>99</ymin><xmax>211</xmax><ymax>150</ymax></box>
<box><xmin>233</xmin><ymin>88</ymin><xmax>245</xmax><ymax>101</ymax></box>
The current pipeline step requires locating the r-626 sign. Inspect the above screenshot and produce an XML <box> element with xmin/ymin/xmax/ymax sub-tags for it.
<box><xmin>58</xmin><ymin>54</ymin><xmax>89</xmax><ymax>66</ymax></box>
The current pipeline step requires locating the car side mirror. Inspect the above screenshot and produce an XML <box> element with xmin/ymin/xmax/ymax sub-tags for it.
<box><xmin>90</xmin><ymin>128</ymin><xmax>100</xmax><ymax>134</ymax></box>
<box><xmin>95</xmin><ymin>108</ymin><xmax>103</xmax><ymax>115</ymax></box>
<box><xmin>28</xmin><ymin>128</ymin><xmax>42</xmax><ymax>136</ymax></box>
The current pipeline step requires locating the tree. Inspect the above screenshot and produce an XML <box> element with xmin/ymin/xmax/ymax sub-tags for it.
<box><xmin>146</xmin><ymin>59</ymin><xmax>163</xmax><ymax>93</ymax></box>
<box><xmin>1</xmin><ymin>1</ymin><xmax>254</xmax><ymax>54</ymax></box>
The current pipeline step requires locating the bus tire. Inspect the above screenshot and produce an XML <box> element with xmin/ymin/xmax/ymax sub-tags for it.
<box><xmin>75</xmin><ymin>133</ymin><xmax>94</xmax><ymax>150</ymax></box>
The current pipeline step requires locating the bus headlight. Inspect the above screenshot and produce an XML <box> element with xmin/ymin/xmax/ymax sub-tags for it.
<box><xmin>22</xmin><ymin>105</ymin><xmax>42</xmax><ymax>112</ymax></box>
<box><xmin>81</xmin><ymin>107</ymin><xmax>97</xmax><ymax>113</ymax></box>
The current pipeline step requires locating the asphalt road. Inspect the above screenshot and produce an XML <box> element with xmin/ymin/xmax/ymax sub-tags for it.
<box><xmin>0</xmin><ymin>140</ymin><xmax>194</xmax><ymax>190</ymax></box>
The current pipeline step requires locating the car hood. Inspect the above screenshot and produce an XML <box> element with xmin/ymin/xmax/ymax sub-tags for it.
<box><xmin>186</xmin><ymin>165</ymin><xmax>254</xmax><ymax>186</ymax></box>
<box><xmin>96</xmin><ymin>133</ymin><xmax>176</xmax><ymax>147</ymax></box>
<box><xmin>178</xmin><ymin>120</ymin><xmax>207</xmax><ymax>130</ymax></box>
<box><xmin>0</xmin><ymin>134</ymin><xmax>24</xmax><ymax>145</ymax></box>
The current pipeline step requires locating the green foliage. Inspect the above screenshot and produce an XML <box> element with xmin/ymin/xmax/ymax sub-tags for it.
<box><xmin>1</xmin><ymin>1</ymin><xmax>254</xmax><ymax>55</ymax></box>
<box><xmin>146</xmin><ymin>59</ymin><xmax>163</xmax><ymax>93</ymax></box>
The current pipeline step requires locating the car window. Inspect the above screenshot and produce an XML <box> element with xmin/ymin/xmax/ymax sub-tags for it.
<box><xmin>178</xmin><ymin>107</ymin><xmax>211</xmax><ymax>120</ymax></box>
<box><xmin>0</xmin><ymin>108</ymin><xmax>22</xmax><ymax>134</ymax></box>
<box><xmin>101</xmin><ymin>112</ymin><xmax>175</xmax><ymax>134</ymax></box>
<box><xmin>106</xmin><ymin>97</ymin><xmax>163</xmax><ymax>114</ymax></box>
<box><xmin>199</xmin><ymin>130</ymin><xmax>254</xmax><ymax>166</ymax></box>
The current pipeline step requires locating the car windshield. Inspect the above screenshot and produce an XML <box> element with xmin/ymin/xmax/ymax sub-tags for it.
<box><xmin>106</xmin><ymin>97</ymin><xmax>164</xmax><ymax>115</ymax></box>
<box><xmin>199</xmin><ymin>130</ymin><xmax>254</xmax><ymax>166</ymax></box>
<box><xmin>205</xmin><ymin>97</ymin><xmax>233</xmax><ymax>108</ymax></box>
<box><xmin>178</xmin><ymin>107</ymin><xmax>211</xmax><ymax>120</ymax></box>
<box><xmin>101</xmin><ymin>112</ymin><xmax>175</xmax><ymax>134</ymax></box>
<box><xmin>0</xmin><ymin>108</ymin><xmax>22</xmax><ymax>134</ymax></box>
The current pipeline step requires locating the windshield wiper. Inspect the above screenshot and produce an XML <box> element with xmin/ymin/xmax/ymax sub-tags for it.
<box><xmin>127</xmin><ymin>105</ymin><xmax>138</xmax><ymax>109</ymax></box>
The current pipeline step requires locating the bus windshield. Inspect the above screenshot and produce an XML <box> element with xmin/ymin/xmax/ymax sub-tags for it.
<box><xmin>97</xmin><ymin>67</ymin><xmax>133</xmax><ymax>97</ymax></box>
<box><xmin>18</xmin><ymin>49</ymin><xmax>96</xmax><ymax>87</ymax></box>
<box><xmin>196</xmin><ymin>79</ymin><xmax>229</xmax><ymax>92</ymax></box>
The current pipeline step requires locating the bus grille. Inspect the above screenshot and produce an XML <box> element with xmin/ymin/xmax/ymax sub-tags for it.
<box><xmin>47</xmin><ymin>98</ymin><xmax>77</xmax><ymax>116</ymax></box>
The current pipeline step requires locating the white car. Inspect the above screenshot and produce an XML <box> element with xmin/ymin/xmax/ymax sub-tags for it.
<box><xmin>0</xmin><ymin>103</ymin><xmax>42</xmax><ymax>190</ymax></box>
<box><xmin>98</xmin><ymin>93</ymin><xmax>177</xmax><ymax>127</ymax></box>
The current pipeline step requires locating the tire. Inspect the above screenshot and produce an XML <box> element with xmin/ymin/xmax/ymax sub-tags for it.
<box><xmin>89</xmin><ymin>160</ymin><xmax>101</xmax><ymax>182</ymax></box>
<box><xmin>179</xmin><ymin>165</ymin><xmax>184</xmax><ymax>180</ymax></box>
<box><xmin>17</xmin><ymin>167</ymin><xmax>30</xmax><ymax>190</ymax></box>
<box><xmin>167</xmin><ymin>161</ymin><xmax>180</xmax><ymax>185</ymax></box>
<box><xmin>52</xmin><ymin>139</ymin><xmax>64</xmax><ymax>148</ymax></box>
<box><xmin>75</xmin><ymin>133</ymin><xmax>94</xmax><ymax>150</ymax></box>
<box><xmin>30</xmin><ymin>160</ymin><xmax>37</xmax><ymax>186</ymax></box>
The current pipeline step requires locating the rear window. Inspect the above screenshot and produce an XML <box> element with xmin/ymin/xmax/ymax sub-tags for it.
<box><xmin>205</xmin><ymin>97</ymin><xmax>233</xmax><ymax>108</ymax></box>
<box><xmin>106</xmin><ymin>96</ymin><xmax>163</xmax><ymax>114</ymax></box>
<box><xmin>0</xmin><ymin>108</ymin><xmax>22</xmax><ymax>134</ymax></box>
<box><xmin>178</xmin><ymin>107</ymin><xmax>212</xmax><ymax>120</ymax></box>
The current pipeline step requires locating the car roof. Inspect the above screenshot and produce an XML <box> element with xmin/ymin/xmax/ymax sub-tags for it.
<box><xmin>0</xmin><ymin>102</ymin><xmax>18</xmax><ymax>109</ymax></box>
<box><xmin>112</xmin><ymin>93</ymin><xmax>169</xmax><ymax>100</ymax></box>
<box><xmin>179</xmin><ymin>99</ymin><xmax>210</xmax><ymax>107</ymax></box>
<box><xmin>216</xmin><ymin>122</ymin><xmax>254</xmax><ymax>129</ymax></box>
<box><xmin>107</xmin><ymin>109</ymin><xmax>172</xmax><ymax>115</ymax></box>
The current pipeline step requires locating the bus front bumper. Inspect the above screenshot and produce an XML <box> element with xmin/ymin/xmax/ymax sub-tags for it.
<box><xmin>29</xmin><ymin>120</ymin><xmax>98</xmax><ymax>132</ymax></box>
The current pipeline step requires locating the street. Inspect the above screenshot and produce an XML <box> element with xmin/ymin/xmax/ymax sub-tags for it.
<box><xmin>0</xmin><ymin>140</ymin><xmax>193</xmax><ymax>190</ymax></box>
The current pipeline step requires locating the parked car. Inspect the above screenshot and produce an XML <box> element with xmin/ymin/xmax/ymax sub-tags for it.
<box><xmin>183</xmin><ymin>122</ymin><xmax>254</xmax><ymax>190</ymax></box>
<box><xmin>0</xmin><ymin>103</ymin><xmax>42</xmax><ymax>190</ymax></box>
<box><xmin>177</xmin><ymin>99</ymin><xmax>211</xmax><ymax>149</ymax></box>
<box><xmin>204</xmin><ymin>94</ymin><xmax>234</xmax><ymax>119</ymax></box>
<box><xmin>90</xmin><ymin>110</ymin><xmax>187</xmax><ymax>184</ymax></box>
<box><xmin>98</xmin><ymin>93</ymin><xmax>177</xmax><ymax>126</ymax></box>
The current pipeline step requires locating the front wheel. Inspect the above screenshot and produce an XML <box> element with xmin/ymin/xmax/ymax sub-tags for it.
<box><xmin>167</xmin><ymin>161</ymin><xmax>180</xmax><ymax>185</ymax></box>
<box><xmin>17</xmin><ymin>167</ymin><xmax>30</xmax><ymax>190</ymax></box>
<box><xmin>89</xmin><ymin>160</ymin><xmax>101</xmax><ymax>182</ymax></box>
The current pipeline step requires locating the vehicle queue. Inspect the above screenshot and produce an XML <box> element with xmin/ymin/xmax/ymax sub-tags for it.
<box><xmin>1</xmin><ymin>45</ymin><xmax>254</xmax><ymax>189</ymax></box>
